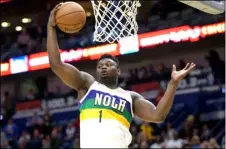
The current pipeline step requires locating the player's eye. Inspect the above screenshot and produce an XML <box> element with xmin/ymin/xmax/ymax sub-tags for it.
<box><xmin>106</xmin><ymin>63</ymin><xmax>111</xmax><ymax>67</ymax></box>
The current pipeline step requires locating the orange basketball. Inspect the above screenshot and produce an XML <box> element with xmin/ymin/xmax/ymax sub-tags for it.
<box><xmin>55</xmin><ymin>2</ymin><xmax>86</xmax><ymax>33</ymax></box>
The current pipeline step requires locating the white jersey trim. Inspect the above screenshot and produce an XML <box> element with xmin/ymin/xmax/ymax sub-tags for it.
<box><xmin>79</xmin><ymin>81</ymin><xmax>96</xmax><ymax>104</ymax></box>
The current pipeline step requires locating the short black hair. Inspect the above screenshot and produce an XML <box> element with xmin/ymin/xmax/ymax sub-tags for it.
<box><xmin>98</xmin><ymin>54</ymin><xmax>119</xmax><ymax>66</ymax></box>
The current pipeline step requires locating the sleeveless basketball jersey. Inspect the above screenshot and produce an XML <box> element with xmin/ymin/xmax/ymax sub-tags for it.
<box><xmin>79</xmin><ymin>81</ymin><xmax>134</xmax><ymax>148</ymax></box>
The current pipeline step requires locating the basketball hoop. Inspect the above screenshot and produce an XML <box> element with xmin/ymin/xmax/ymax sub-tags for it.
<box><xmin>91</xmin><ymin>0</ymin><xmax>141</xmax><ymax>43</ymax></box>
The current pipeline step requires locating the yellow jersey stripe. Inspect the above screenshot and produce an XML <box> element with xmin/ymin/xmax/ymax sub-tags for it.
<box><xmin>80</xmin><ymin>109</ymin><xmax>130</xmax><ymax>128</ymax></box>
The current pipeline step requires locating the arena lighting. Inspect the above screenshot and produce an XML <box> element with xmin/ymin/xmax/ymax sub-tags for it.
<box><xmin>0</xmin><ymin>0</ymin><xmax>12</xmax><ymax>4</ymax></box>
<box><xmin>15</xmin><ymin>26</ymin><xmax>22</xmax><ymax>31</ymax></box>
<box><xmin>1</xmin><ymin>22</ymin><xmax>10</xmax><ymax>27</ymax></box>
<box><xmin>9</xmin><ymin>56</ymin><xmax>28</xmax><ymax>74</ymax></box>
<box><xmin>86</xmin><ymin>12</ymin><xmax>92</xmax><ymax>17</ymax></box>
<box><xmin>0</xmin><ymin>63</ymin><xmax>10</xmax><ymax>76</ymax></box>
<box><xmin>27</xmin><ymin>44</ymin><xmax>119</xmax><ymax>71</ymax></box>
<box><xmin>0</xmin><ymin>22</ymin><xmax>224</xmax><ymax>76</ymax></box>
<box><xmin>139</xmin><ymin>22</ymin><xmax>225</xmax><ymax>48</ymax></box>
<box><xmin>82</xmin><ymin>43</ymin><xmax>119</xmax><ymax>60</ymax></box>
<box><xmin>22</xmin><ymin>18</ymin><xmax>32</xmax><ymax>23</ymax></box>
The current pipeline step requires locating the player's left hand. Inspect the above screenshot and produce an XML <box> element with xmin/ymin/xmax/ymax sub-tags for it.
<box><xmin>171</xmin><ymin>63</ymin><xmax>196</xmax><ymax>83</ymax></box>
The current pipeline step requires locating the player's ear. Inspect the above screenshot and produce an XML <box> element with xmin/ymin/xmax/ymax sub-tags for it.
<box><xmin>117</xmin><ymin>68</ymin><xmax>121</xmax><ymax>76</ymax></box>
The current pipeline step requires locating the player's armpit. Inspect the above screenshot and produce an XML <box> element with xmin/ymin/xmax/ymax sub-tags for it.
<box><xmin>51</xmin><ymin>62</ymin><xmax>95</xmax><ymax>91</ymax></box>
<box><xmin>131</xmin><ymin>91</ymin><xmax>165</xmax><ymax>123</ymax></box>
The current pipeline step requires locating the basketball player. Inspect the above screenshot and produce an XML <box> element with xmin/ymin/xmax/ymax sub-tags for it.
<box><xmin>47</xmin><ymin>3</ymin><xmax>196</xmax><ymax>148</ymax></box>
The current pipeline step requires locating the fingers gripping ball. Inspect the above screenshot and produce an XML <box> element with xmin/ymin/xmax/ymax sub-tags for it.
<box><xmin>55</xmin><ymin>2</ymin><xmax>86</xmax><ymax>33</ymax></box>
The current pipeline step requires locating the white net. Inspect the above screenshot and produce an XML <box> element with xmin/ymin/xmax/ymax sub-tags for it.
<box><xmin>91</xmin><ymin>0</ymin><xmax>141</xmax><ymax>43</ymax></box>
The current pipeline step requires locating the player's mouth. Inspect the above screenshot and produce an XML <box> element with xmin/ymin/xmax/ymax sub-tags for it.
<box><xmin>100</xmin><ymin>70</ymin><xmax>107</xmax><ymax>77</ymax></box>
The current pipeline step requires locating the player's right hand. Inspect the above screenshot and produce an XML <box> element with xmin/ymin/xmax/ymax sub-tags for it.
<box><xmin>47</xmin><ymin>3</ymin><xmax>64</xmax><ymax>27</ymax></box>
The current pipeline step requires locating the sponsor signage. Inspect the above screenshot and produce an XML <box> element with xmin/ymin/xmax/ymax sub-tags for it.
<box><xmin>139</xmin><ymin>22</ymin><xmax>224</xmax><ymax>48</ymax></box>
<box><xmin>15</xmin><ymin>95</ymin><xmax>78</xmax><ymax>116</ymax></box>
<box><xmin>41</xmin><ymin>95</ymin><xmax>78</xmax><ymax>110</ymax></box>
<box><xmin>160</xmin><ymin>68</ymin><xmax>215</xmax><ymax>90</ymax></box>
<box><xmin>28</xmin><ymin>52</ymin><xmax>50</xmax><ymax>71</ymax></box>
<box><xmin>1</xmin><ymin>22</ymin><xmax>224</xmax><ymax>76</ymax></box>
<box><xmin>0</xmin><ymin>62</ymin><xmax>10</xmax><ymax>76</ymax></box>
<box><xmin>9</xmin><ymin>55</ymin><xmax>28</xmax><ymax>74</ymax></box>
<box><xmin>16</xmin><ymin>100</ymin><xmax>41</xmax><ymax>111</ymax></box>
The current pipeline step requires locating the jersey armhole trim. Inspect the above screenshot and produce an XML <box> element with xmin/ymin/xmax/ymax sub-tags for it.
<box><xmin>128</xmin><ymin>91</ymin><xmax>134</xmax><ymax>118</ymax></box>
<box><xmin>79</xmin><ymin>81</ymin><xmax>96</xmax><ymax>104</ymax></box>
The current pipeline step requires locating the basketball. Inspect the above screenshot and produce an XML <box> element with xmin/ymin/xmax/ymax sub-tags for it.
<box><xmin>55</xmin><ymin>2</ymin><xmax>86</xmax><ymax>33</ymax></box>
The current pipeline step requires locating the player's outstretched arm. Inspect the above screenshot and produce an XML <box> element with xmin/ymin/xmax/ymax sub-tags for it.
<box><xmin>47</xmin><ymin>3</ymin><xmax>95</xmax><ymax>91</ymax></box>
<box><xmin>132</xmin><ymin>63</ymin><xmax>195</xmax><ymax>123</ymax></box>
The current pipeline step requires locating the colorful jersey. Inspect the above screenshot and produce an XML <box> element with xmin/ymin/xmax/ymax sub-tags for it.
<box><xmin>79</xmin><ymin>81</ymin><xmax>134</xmax><ymax>148</ymax></box>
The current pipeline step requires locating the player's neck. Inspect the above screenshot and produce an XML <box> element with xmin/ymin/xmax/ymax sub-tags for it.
<box><xmin>100</xmin><ymin>79</ymin><xmax>118</xmax><ymax>89</ymax></box>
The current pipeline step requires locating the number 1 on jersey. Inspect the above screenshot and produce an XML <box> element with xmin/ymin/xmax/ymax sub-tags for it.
<box><xmin>99</xmin><ymin>110</ymin><xmax>102</xmax><ymax>123</ymax></box>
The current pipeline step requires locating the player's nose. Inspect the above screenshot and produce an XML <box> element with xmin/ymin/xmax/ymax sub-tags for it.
<box><xmin>101</xmin><ymin>64</ymin><xmax>108</xmax><ymax>69</ymax></box>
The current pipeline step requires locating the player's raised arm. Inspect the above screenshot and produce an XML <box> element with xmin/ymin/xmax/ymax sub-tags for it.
<box><xmin>47</xmin><ymin>3</ymin><xmax>95</xmax><ymax>91</ymax></box>
<box><xmin>132</xmin><ymin>63</ymin><xmax>195</xmax><ymax>123</ymax></box>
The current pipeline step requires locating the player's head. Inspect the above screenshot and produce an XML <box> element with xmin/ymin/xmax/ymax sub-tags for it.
<box><xmin>96</xmin><ymin>54</ymin><xmax>120</xmax><ymax>84</ymax></box>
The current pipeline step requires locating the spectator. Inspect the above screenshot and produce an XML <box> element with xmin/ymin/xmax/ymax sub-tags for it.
<box><xmin>3</xmin><ymin>118</ymin><xmax>19</xmax><ymax>148</ymax></box>
<box><xmin>164</xmin><ymin>131</ymin><xmax>184</xmax><ymax>148</ymax></box>
<box><xmin>200</xmin><ymin>140</ymin><xmax>208</xmax><ymax>148</ymax></box>
<box><xmin>156</xmin><ymin>63</ymin><xmax>171</xmax><ymax>80</ymax></box>
<box><xmin>200</xmin><ymin>124</ymin><xmax>210</xmax><ymax>141</ymax></box>
<box><xmin>179</xmin><ymin>115</ymin><xmax>197</xmax><ymax>140</ymax></box>
<box><xmin>57</xmin><ymin>125</ymin><xmax>63</xmax><ymax>140</ymax></box>
<box><xmin>18</xmin><ymin>130</ymin><xmax>31</xmax><ymax>149</ymax></box>
<box><xmin>165</xmin><ymin>122</ymin><xmax>175</xmax><ymax>140</ymax></box>
<box><xmin>190</xmin><ymin>135</ymin><xmax>201</xmax><ymax>148</ymax></box>
<box><xmin>74</xmin><ymin>118</ymin><xmax>80</xmax><ymax>135</ymax></box>
<box><xmin>17</xmin><ymin>29</ymin><xmax>30</xmax><ymax>52</ymax></box>
<box><xmin>129</xmin><ymin>136</ymin><xmax>139</xmax><ymax>148</ymax></box>
<box><xmin>205</xmin><ymin>50</ymin><xmax>225</xmax><ymax>84</ymax></box>
<box><xmin>1</xmin><ymin>131</ymin><xmax>11</xmax><ymax>149</ymax></box>
<box><xmin>30</xmin><ymin>112</ymin><xmax>41</xmax><ymax>125</ymax></box>
<box><xmin>130</xmin><ymin>124</ymin><xmax>138</xmax><ymax>137</ymax></box>
<box><xmin>139</xmin><ymin>141</ymin><xmax>149</xmax><ymax>148</ymax></box>
<box><xmin>43</xmin><ymin>108</ymin><xmax>52</xmax><ymax>125</ymax></box>
<box><xmin>207</xmin><ymin>137</ymin><xmax>220</xmax><ymax>148</ymax></box>
<box><xmin>150</xmin><ymin>135</ymin><xmax>162</xmax><ymax>148</ymax></box>
<box><xmin>50</xmin><ymin>127</ymin><xmax>62</xmax><ymax>148</ymax></box>
<box><xmin>26</xmin><ymin>112</ymin><xmax>41</xmax><ymax>135</ymax></box>
<box><xmin>64</xmin><ymin>122</ymin><xmax>76</xmax><ymax>148</ymax></box>
<box><xmin>74</xmin><ymin>138</ymin><xmax>80</xmax><ymax>148</ymax></box>
<box><xmin>37</xmin><ymin>117</ymin><xmax>46</xmax><ymax>138</ymax></box>
<box><xmin>65</xmin><ymin>122</ymin><xmax>76</xmax><ymax>141</ymax></box>
<box><xmin>138</xmin><ymin>121</ymin><xmax>155</xmax><ymax>143</ymax></box>
<box><xmin>222</xmin><ymin>136</ymin><xmax>225</xmax><ymax>148</ymax></box>
<box><xmin>25</xmin><ymin>88</ymin><xmax>36</xmax><ymax>100</ymax></box>
<box><xmin>42</xmin><ymin>135</ymin><xmax>50</xmax><ymax>149</ymax></box>
<box><xmin>1</xmin><ymin>92</ymin><xmax>14</xmax><ymax>122</ymax></box>
<box><xmin>27</xmin><ymin>129</ymin><xmax>42</xmax><ymax>149</ymax></box>
<box><xmin>29</xmin><ymin>24</ymin><xmax>43</xmax><ymax>41</ymax></box>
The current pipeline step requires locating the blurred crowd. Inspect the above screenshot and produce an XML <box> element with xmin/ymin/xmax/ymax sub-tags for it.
<box><xmin>0</xmin><ymin>49</ymin><xmax>225</xmax><ymax>149</ymax></box>
<box><xmin>1</xmin><ymin>110</ymin><xmax>80</xmax><ymax>149</ymax></box>
<box><xmin>0</xmin><ymin>1</ymin><xmax>224</xmax><ymax>62</ymax></box>
<box><xmin>1</xmin><ymin>110</ymin><xmax>225</xmax><ymax>148</ymax></box>
<box><xmin>130</xmin><ymin>115</ymin><xmax>224</xmax><ymax>148</ymax></box>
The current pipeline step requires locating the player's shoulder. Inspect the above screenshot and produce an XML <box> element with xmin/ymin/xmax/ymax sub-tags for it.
<box><xmin>80</xmin><ymin>71</ymin><xmax>96</xmax><ymax>88</ymax></box>
<box><xmin>127</xmin><ymin>90</ymin><xmax>141</xmax><ymax>100</ymax></box>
